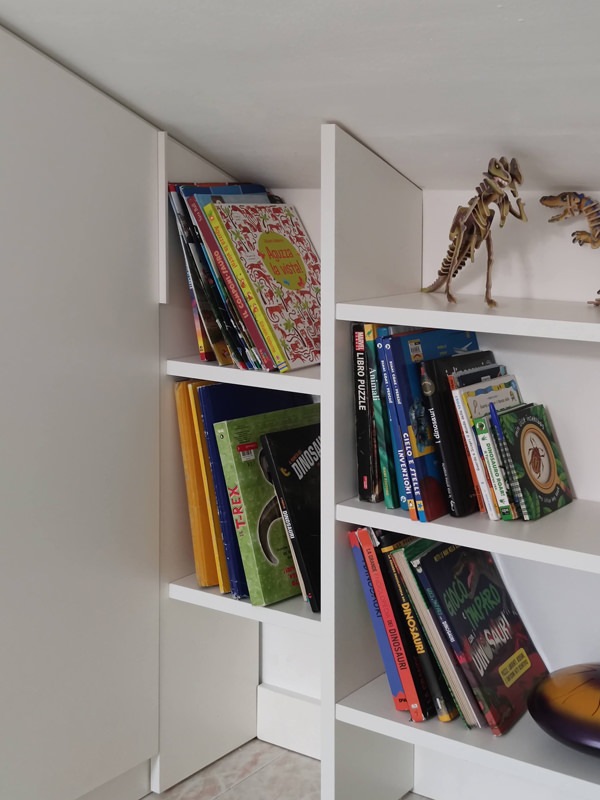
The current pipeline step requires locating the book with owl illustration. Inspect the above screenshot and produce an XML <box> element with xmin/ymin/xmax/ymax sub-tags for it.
<box><xmin>204</xmin><ymin>202</ymin><xmax>321</xmax><ymax>372</ymax></box>
<box><xmin>214</xmin><ymin>402</ymin><xmax>320</xmax><ymax>606</ymax></box>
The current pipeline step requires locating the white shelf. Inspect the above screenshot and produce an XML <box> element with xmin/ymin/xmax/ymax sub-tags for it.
<box><xmin>337</xmin><ymin>675</ymin><xmax>600</xmax><ymax>800</ymax></box>
<box><xmin>337</xmin><ymin>292</ymin><xmax>600</xmax><ymax>343</ymax></box>
<box><xmin>166</xmin><ymin>356</ymin><xmax>321</xmax><ymax>396</ymax></box>
<box><xmin>169</xmin><ymin>574</ymin><xmax>321</xmax><ymax>634</ymax></box>
<box><xmin>336</xmin><ymin>496</ymin><xmax>600</xmax><ymax>574</ymax></box>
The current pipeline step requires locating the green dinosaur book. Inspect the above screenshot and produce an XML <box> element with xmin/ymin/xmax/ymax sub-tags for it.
<box><xmin>214</xmin><ymin>402</ymin><xmax>320</xmax><ymax>606</ymax></box>
<box><xmin>496</xmin><ymin>402</ymin><xmax>573</xmax><ymax>521</ymax></box>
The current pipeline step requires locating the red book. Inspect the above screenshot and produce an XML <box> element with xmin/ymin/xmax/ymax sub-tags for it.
<box><xmin>355</xmin><ymin>527</ymin><xmax>427</xmax><ymax>722</ymax></box>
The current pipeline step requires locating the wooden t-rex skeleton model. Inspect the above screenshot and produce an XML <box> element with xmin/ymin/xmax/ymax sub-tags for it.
<box><xmin>423</xmin><ymin>157</ymin><xmax>527</xmax><ymax>307</ymax></box>
<box><xmin>540</xmin><ymin>191</ymin><xmax>600</xmax><ymax>305</ymax></box>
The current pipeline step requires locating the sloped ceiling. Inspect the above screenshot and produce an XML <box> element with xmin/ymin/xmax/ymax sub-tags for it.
<box><xmin>1</xmin><ymin>0</ymin><xmax>599</xmax><ymax>190</ymax></box>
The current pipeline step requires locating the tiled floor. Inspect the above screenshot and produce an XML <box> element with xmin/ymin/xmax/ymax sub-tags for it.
<box><xmin>150</xmin><ymin>738</ymin><xmax>424</xmax><ymax>799</ymax></box>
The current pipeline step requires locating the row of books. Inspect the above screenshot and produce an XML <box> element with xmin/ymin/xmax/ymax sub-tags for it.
<box><xmin>352</xmin><ymin>323</ymin><xmax>573</xmax><ymax>522</ymax></box>
<box><xmin>168</xmin><ymin>181</ymin><xmax>321</xmax><ymax>372</ymax></box>
<box><xmin>174</xmin><ymin>379</ymin><xmax>321</xmax><ymax>610</ymax></box>
<box><xmin>349</xmin><ymin>527</ymin><xmax>549</xmax><ymax>735</ymax></box>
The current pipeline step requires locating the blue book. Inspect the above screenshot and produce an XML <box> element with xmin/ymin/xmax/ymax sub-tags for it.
<box><xmin>348</xmin><ymin>529</ymin><xmax>406</xmax><ymax>712</ymax></box>
<box><xmin>197</xmin><ymin>383</ymin><xmax>311</xmax><ymax>598</ymax></box>
<box><xmin>385</xmin><ymin>329</ymin><xmax>479</xmax><ymax>522</ymax></box>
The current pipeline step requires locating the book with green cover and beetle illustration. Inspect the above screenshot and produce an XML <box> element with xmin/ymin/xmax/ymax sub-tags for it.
<box><xmin>496</xmin><ymin>402</ymin><xmax>573</xmax><ymax>520</ymax></box>
<box><xmin>214</xmin><ymin>402</ymin><xmax>320</xmax><ymax>606</ymax></box>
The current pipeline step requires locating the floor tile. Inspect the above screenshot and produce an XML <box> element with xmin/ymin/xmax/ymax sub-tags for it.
<box><xmin>212</xmin><ymin>750</ymin><xmax>320</xmax><ymax>800</ymax></box>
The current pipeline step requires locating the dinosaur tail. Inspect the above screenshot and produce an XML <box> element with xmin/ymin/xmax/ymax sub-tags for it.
<box><xmin>422</xmin><ymin>242</ymin><xmax>467</xmax><ymax>293</ymax></box>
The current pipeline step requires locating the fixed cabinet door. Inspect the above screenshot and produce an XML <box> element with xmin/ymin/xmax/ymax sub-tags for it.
<box><xmin>0</xmin><ymin>28</ymin><xmax>159</xmax><ymax>800</ymax></box>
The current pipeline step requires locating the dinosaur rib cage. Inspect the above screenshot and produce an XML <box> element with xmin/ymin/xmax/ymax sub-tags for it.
<box><xmin>582</xmin><ymin>197</ymin><xmax>600</xmax><ymax>237</ymax></box>
<box><xmin>439</xmin><ymin>240</ymin><xmax>469</xmax><ymax>278</ymax></box>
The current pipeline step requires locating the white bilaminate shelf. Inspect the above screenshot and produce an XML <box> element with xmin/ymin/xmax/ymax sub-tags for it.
<box><xmin>169</xmin><ymin>574</ymin><xmax>320</xmax><ymax>634</ymax></box>
<box><xmin>336</xmin><ymin>675</ymin><xmax>600</xmax><ymax>800</ymax></box>
<box><xmin>336</xmin><ymin>496</ymin><xmax>600</xmax><ymax>574</ymax></box>
<box><xmin>166</xmin><ymin>357</ymin><xmax>321</xmax><ymax>396</ymax></box>
<box><xmin>337</xmin><ymin>292</ymin><xmax>600</xmax><ymax>343</ymax></box>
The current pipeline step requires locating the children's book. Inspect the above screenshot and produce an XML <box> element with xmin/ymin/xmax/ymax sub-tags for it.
<box><xmin>415</xmin><ymin>542</ymin><xmax>549</xmax><ymax>735</ymax></box>
<box><xmin>496</xmin><ymin>402</ymin><xmax>574</xmax><ymax>520</ymax></box>
<box><xmin>384</xmin><ymin>329</ymin><xmax>479</xmax><ymax>522</ymax></box>
<box><xmin>196</xmin><ymin>383</ymin><xmax>311</xmax><ymax>599</ymax></box>
<box><xmin>260</xmin><ymin>422</ymin><xmax>321</xmax><ymax>612</ymax></box>
<box><xmin>351</xmin><ymin>323</ymin><xmax>382</xmax><ymax>503</ymax></box>
<box><xmin>473</xmin><ymin>413</ymin><xmax>518</xmax><ymax>521</ymax></box>
<box><xmin>214</xmin><ymin>402</ymin><xmax>320</xmax><ymax>606</ymax></box>
<box><xmin>205</xmin><ymin>202</ymin><xmax>321</xmax><ymax>373</ymax></box>
<box><xmin>451</xmin><ymin>375</ymin><xmax>523</xmax><ymax>521</ymax></box>
<box><xmin>421</xmin><ymin>350</ymin><xmax>497</xmax><ymax>517</ymax></box>
<box><xmin>348</xmin><ymin>529</ymin><xmax>407</xmax><ymax>712</ymax></box>
<box><xmin>173</xmin><ymin>380</ymin><xmax>219</xmax><ymax>588</ymax></box>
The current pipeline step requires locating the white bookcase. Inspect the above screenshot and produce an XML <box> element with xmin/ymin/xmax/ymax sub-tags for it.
<box><xmin>160</xmin><ymin>124</ymin><xmax>600</xmax><ymax>799</ymax></box>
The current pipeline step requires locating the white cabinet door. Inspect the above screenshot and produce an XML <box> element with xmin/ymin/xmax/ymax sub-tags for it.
<box><xmin>0</xmin><ymin>28</ymin><xmax>159</xmax><ymax>800</ymax></box>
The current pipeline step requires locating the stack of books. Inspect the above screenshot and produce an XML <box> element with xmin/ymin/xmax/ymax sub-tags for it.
<box><xmin>174</xmin><ymin>379</ymin><xmax>321</xmax><ymax>610</ymax></box>
<box><xmin>351</xmin><ymin>323</ymin><xmax>574</xmax><ymax>522</ymax></box>
<box><xmin>168</xmin><ymin>182</ymin><xmax>321</xmax><ymax>372</ymax></box>
<box><xmin>349</xmin><ymin>527</ymin><xmax>549</xmax><ymax>735</ymax></box>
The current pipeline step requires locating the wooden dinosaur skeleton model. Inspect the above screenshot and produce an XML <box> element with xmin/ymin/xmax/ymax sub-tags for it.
<box><xmin>540</xmin><ymin>191</ymin><xmax>600</xmax><ymax>305</ymax></box>
<box><xmin>423</xmin><ymin>157</ymin><xmax>527</xmax><ymax>307</ymax></box>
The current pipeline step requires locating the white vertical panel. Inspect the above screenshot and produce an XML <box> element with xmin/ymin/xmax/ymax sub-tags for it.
<box><xmin>0</xmin><ymin>27</ymin><xmax>159</xmax><ymax>800</ymax></box>
<box><xmin>320</xmin><ymin>124</ymin><xmax>422</xmax><ymax>800</ymax></box>
<box><xmin>154</xmin><ymin>133</ymin><xmax>259</xmax><ymax>792</ymax></box>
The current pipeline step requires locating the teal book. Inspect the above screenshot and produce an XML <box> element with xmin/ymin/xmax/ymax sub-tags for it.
<box><xmin>215</xmin><ymin>402</ymin><xmax>321</xmax><ymax>606</ymax></box>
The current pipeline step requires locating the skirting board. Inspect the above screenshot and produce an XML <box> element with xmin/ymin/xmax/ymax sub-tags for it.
<box><xmin>77</xmin><ymin>761</ymin><xmax>149</xmax><ymax>800</ymax></box>
<box><xmin>257</xmin><ymin>684</ymin><xmax>321</xmax><ymax>760</ymax></box>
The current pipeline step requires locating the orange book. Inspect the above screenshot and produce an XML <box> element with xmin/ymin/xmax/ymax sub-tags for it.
<box><xmin>187</xmin><ymin>381</ymin><xmax>230</xmax><ymax>593</ymax></box>
<box><xmin>174</xmin><ymin>380</ymin><xmax>219</xmax><ymax>587</ymax></box>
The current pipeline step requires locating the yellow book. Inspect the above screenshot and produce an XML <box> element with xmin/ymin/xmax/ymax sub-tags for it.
<box><xmin>205</xmin><ymin>202</ymin><xmax>290</xmax><ymax>372</ymax></box>
<box><xmin>173</xmin><ymin>380</ymin><xmax>219</xmax><ymax>588</ymax></box>
<box><xmin>187</xmin><ymin>380</ymin><xmax>231</xmax><ymax>593</ymax></box>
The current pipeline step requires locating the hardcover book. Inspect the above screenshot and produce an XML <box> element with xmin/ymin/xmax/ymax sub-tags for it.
<box><xmin>196</xmin><ymin>383</ymin><xmax>312</xmax><ymax>599</ymax></box>
<box><xmin>420</xmin><ymin>350</ymin><xmax>496</xmax><ymax>517</ymax></box>
<box><xmin>347</xmin><ymin>529</ymin><xmax>408</xmax><ymax>712</ymax></box>
<box><xmin>415</xmin><ymin>542</ymin><xmax>549</xmax><ymax>735</ymax></box>
<box><xmin>384</xmin><ymin>328</ymin><xmax>479</xmax><ymax>522</ymax></box>
<box><xmin>497</xmin><ymin>402</ymin><xmax>573</xmax><ymax>520</ymax></box>
<box><xmin>260</xmin><ymin>423</ymin><xmax>321</xmax><ymax>612</ymax></box>
<box><xmin>205</xmin><ymin>202</ymin><xmax>321</xmax><ymax>373</ymax></box>
<box><xmin>214</xmin><ymin>402</ymin><xmax>321</xmax><ymax>607</ymax></box>
<box><xmin>351</xmin><ymin>323</ymin><xmax>382</xmax><ymax>503</ymax></box>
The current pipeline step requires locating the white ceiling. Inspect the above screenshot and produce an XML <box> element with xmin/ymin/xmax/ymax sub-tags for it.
<box><xmin>2</xmin><ymin>0</ymin><xmax>600</xmax><ymax>190</ymax></box>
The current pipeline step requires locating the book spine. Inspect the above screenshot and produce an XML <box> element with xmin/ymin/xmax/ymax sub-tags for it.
<box><xmin>365</xmin><ymin>324</ymin><xmax>400</xmax><ymax>509</ymax></box>
<box><xmin>376</xmin><ymin>336</ymin><xmax>412</xmax><ymax>515</ymax></box>
<box><xmin>447</xmin><ymin>374</ymin><xmax>485</xmax><ymax>513</ymax></box>
<box><xmin>356</xmin><ymin>527</ymin><xmax>426</xmax><ymax>722</ymax></box>
<box><xmin>489</xmin><ymin>403</ymin><xmax>528</xmax><ymax>520</ymax></box>
<box><xmin>451</xmin><ymin>387</ymin><xmax>500</xmax><ymax>520</ymax></box>
<box><xmin>187</xmin><ymin>382</ymin><xmax>231</xmax><ymax>593</ymax></box>
<box><xmin>352</xmin><ymin>324</ymin><xmax>382</xmax><ymax>503</ymax></box>
<box><xmin>185</xmin><ymin>194</ymin><xmax>266</xmax><ymax>369</ymax></box>
<box><xmin>381</xmin><ymin>543</ymin><xmax>456</xmax><ymax>722</ymax></box>
<box><xmin>474</xmin><ymin>414</ymin><xmax>517</xmax><ymax>520</ymax></box>
<box><xmin>420</xmin><ymin>361</ymin><xmax>457</xmax><ymax>514</ymax></box>
<box><xmin>384</xmin><ymin>339</ymin><xmax>423</xmax><ymax>521</ymax></box>
<box><xmin>213</xmin><ymin>420</ymin><xmax>264</xmax><ymax>604</ymax></box>
<box><xmin>205</xmin><ymin>203</ymin><xmax>287</xmax><ymax>372</ymax></box>
<box><xmin>348</xmin><ymin>530</ymin><xmax>407</xmax><ymax>711</ymax></box>
<box><xmin>173</xmin><ymin>381</ymin><xmax>219</xmax><ymax>588</ymax></box>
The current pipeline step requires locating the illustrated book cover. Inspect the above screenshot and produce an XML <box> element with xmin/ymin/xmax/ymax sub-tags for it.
<box><xmin>348</xmin><ymin>529</ymin><xmax>408</xmax><ymax>711</ymax></box>
<box><xmin>214</xmin><ymin>402</ymin><xmax>321</xmax><ymax>607</ymax></box>
<box><xmin>205</xmin><ymin>202</ymin><xmax>321</xmax><ymax>373</ymax></box>
<box><xmin>496</xmin><ymin>402</ymin><xmax>573</xmax><ymax>520</ymax></box>
<box><xmin>383</xmin><ymin>328</ymin><xmax>479</xmax><ymax>522</ymax></box>
<box><xmin>415</xmin><ymin>542</ymin><xmax>549</xmax><ymax>735</ymax></box>
<box><xmin>196</xmin><ymin>383</ymin><xmax>311</xmax><ymax>599</ymax></box>
<box><xmin>260</xmin><ymin>422</ymin><xmax>321</xmax><ymax>612</ymax></box>
<box><xmin>420</xmin><ymin>350</ymin><xmax>497</xmax><ymax>517</ymax></box>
